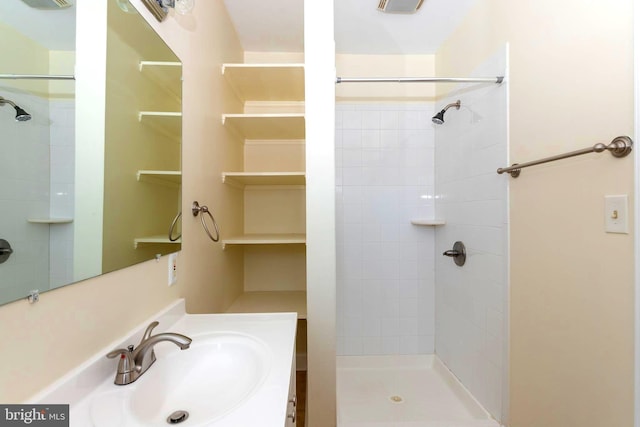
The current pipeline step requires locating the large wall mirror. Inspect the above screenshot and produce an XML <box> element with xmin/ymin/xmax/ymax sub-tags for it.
<box><xmin>0</xmin><ymin>0</ymin><xmax>182</xmax><ymax>307</ymax></box>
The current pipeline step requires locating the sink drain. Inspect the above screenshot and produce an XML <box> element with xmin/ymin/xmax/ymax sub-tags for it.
<box><xmin>390</xmin><ymin>395</ymin><xmax>404</xmax><ymax>403</ymax></box>
<box><xmin>167</xmin><ymin>410</ymin><xmax>189</xmax><ymax>424</ymax></box>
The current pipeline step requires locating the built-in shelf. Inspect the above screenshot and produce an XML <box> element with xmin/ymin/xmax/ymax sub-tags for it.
<box><xmin>221</xmin><ymin>233</ymin><xmax>306</xmax><ymax>250</ymax></box>
<box><xmin>222</xmin><ymin>114</ymin><xmax>305</xmax><ymax>140</ymax></box>
<box><xmin>222</xmin><ymin>172</ymin><xmax>305</xmax><ymax>187</ymax></box>
<box><xmin>134</xmin><ymin>235</ymin><xmax>181</xmax><ymax>249</ymax></box>
<box><xmin>226</xmin><ymin>291</ymin><xmax>307</xmax><ymax>319</ymax></box>
<box><xmin>27</xmin><ymin>218</ymin><xmax>73</xmax><ymax>224</ymax></box>
<box><xmin>137</xmin><ymin>170</ymin><xmax>182</xmax><ymax>187</ymax></box>
<box><xmin>139</xmin><ymin>61</ymin><xmax>182</xmax><ymax>96</ymax></box>
<box><xmin>410</xmin><ymin>219</ymin><xmax>446</xmax><ymax>226</ymax></box>
<box><xmin>138</xmin><ymin>111</ymin><xmax>182</xmax><ymax>139</ymax></box>
<box><xmin>221</xmin><ymin>63</ymin><xmax>305</xmax><ymax>102</ymax></box>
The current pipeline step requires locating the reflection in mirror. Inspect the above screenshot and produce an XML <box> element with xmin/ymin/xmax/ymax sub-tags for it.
<box><xmin>103</xmin><ymin>0</ymin><xmax>181</xmax><ymax>272</ymax></box>
<box><xmin>0</xmin><ymin>0</ymin><xmax>181</xmax><ymax>307</ymax></box>
<box><xmin>0</xmin><ymin>1</ymin><xmax>76</xmax><ymax>305</ymax></box>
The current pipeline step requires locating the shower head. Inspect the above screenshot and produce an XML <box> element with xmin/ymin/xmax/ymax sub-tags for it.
<box><xmin>432</xmin><ymin>100</ymin><xmax>461</xmax><ymax>125</ymax></box>
<box><xmin>0</xmin><ymin>96</ymin><xmax>32</xmax><ymax>122</ymax></box>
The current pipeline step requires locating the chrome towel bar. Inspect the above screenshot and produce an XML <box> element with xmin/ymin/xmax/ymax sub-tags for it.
<box><xmin>497</xmin><ymin>136</ymin><xmax>633</xmax><ymax>178</ymax></box>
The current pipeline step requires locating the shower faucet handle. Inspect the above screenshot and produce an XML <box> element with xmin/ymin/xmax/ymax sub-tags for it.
<box><xmin>443</xmin><ymin>241</ymin><xmax>466</xmax><ymax>267</ymax></box>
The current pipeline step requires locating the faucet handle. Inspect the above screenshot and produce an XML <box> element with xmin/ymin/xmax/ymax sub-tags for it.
<box><xmin>106</xmin><ymin>347</ymin><xmax>136</xmax><ymax>385</ymax></box>
<box><xmin>106</xmin><ymin>347</ymin><xmax>131</xmax><ymax>359</ymax></box>
<box><xmin>141</xmin><ymin>321</ymin><xmax>159</xmax><ymax>342</ymax></box>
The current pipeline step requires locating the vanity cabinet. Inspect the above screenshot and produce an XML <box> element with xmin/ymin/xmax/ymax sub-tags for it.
<box><xmin>221</xmin><ymin>63</ymin><xmax>307</xmax><ymax>320</ymax></box>
<box><xmin>286</xmin><ymin>352</ymin><xmax>298</xmax><ymax>426</ymax></box>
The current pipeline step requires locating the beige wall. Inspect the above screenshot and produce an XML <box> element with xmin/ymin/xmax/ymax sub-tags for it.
<box><xmin>0</xmin><ymin>0</ymin><xmax>245</xmax><ymax>403</ymax></box>
<box><xmin>0</xmin><ymin>23</ymin><xmax>73</xmax><ymax>99</ymax></box>
<box><xmin>437</xmin><ymin>1</ymin><xmax>635</xmax><ymax>426</ymax></box>
<box><xmin>0</xmin><ymin>22</ymin><xmax>49</xmax><ymax>96</ymax></box>
<box><xmin>48</xmin><ymin>50</ymin><xmax>75</xmax><ymax>99</ymax></box>
<box><xmin>336</xmin><ymin>54</ymin><xmax>435</xmax><ymax>101</ymax></box>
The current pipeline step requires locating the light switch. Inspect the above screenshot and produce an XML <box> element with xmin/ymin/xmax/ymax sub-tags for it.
<box><xmin>604</xmin><ymin>195</ymin><xmax>628</xmax><ymax>234</ymax></box>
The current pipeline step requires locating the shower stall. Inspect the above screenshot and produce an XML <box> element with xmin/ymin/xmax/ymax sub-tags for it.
<box><xmin>335</xmin><ymin>48</ymin><xmax>508</xmax><ymax>426</ymax></box>
<box><xmin>0</xmin><ymin>90</ymin><xmax>76</xmax><ymax>299</ymax></box>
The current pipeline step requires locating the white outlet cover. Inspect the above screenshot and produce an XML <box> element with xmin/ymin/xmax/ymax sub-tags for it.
<box><xmin>168</xmin><ymin>252</ymin><xmax>178</xmax><ymax>286</ymax></box>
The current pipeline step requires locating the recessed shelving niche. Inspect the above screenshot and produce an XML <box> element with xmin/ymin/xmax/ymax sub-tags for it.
<box><xmin>220</xmin><ymin>62</ymin><xmax>307</xmax><ymax>332</ymax></box>
<box><xmin>222</xmin><ymin>172</ymin><xmax>305</xmax><ymax>187</ymax></box>
<box><xmin>221</xmin><ymin>63</ymin><xmax>304</xmax><ymax>102</ymax></box>
<box><xmin>222</xmin><ymin>113</ymin><xmax>305</xmax><ymax>140</ymax></box>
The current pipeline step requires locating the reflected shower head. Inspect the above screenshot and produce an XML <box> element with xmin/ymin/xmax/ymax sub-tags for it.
<box><xmin>432</xmin><ymin>100</ymin><xmax>461</xmax><ymax>125</ymax></box>
<box><xmin>0</xmin><ymin>96</ymin><xmax>32</xmax><ymax>122</ymax></box>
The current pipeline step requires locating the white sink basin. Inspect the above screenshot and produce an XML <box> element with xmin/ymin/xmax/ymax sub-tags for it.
<box><xmin>89</xmin><ymin>332</ymin><xmax>271</xmax><ymax>427</ymax></box>
<box><xmin>32</xmin><ymin>302</ymin><xmax>297</xmax><ymax>427</ymax></box>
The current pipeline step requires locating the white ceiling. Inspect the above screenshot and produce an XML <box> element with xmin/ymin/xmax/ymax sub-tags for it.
<box><xmin>0</xmin><ymin>0</ymin><xmax>477</xmax><ymax>55</ymax></box>
<box><xmin>0</xmin><ymin>0</ymin><xmax>76</xmax><ymax>51</ymax></box>
<box><xmin>224</xmin><ymin>0</ymin><xmax>478</xmax><ymax>55</ymax></box>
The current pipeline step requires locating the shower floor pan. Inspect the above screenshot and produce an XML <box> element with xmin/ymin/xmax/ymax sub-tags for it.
<box><xmin>337</xmin><ymin>355</ymin><xmax>499</xmax><ymax>427</ymax></box>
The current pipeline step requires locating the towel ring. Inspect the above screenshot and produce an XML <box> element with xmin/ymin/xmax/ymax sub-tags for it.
<box><xmin>168</xmin><ymin>211</ymin><xmax>182</xmax><ymax>242</ymax></box>
<box><xmin>192</xmin><ymin>201</ymin><xmax>220</xmax><ymax>242</ymax></box>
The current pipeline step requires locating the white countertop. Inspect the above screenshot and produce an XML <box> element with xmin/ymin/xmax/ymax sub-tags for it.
<box><xmin>30</xmin><ymin>300</ymin><xmax>297</xmax><ymax>427</ymax></box>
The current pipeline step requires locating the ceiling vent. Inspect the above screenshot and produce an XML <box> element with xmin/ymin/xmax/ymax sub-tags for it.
<box><xmin>377</xmin><ymin>0</ymin><xmax>425</xmax><ymax>14</ymax></box>
<box><xmin>20</xmin><ymin>0</ymin><xmax>72</xmax><ymax>9</ymax></box>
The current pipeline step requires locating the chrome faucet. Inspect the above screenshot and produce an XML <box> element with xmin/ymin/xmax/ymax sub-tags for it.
<box><xmin>106</xmin><ymin>321</ymin><xmax>192</xmax><ymax>385</ymax></box>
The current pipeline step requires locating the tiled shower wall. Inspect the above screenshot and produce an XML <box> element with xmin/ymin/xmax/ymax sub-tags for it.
<box><xmin>434</xmin><ymin>49</ymin><xmax>508</xmax><ymax>420</ymax></box>
<box><xmin>0</xmin><ymin>92</ymin><xmax>50</xmax><ymax>301</ymax></box>
<box><xmin>335</xmin><ymin>103</ymin><xmax>436</xmax><ymax>356</ymax></box>
<box><xmin>49</xmin><ymin>99</ymin><xmax>75</xmax><ymax>288</ymax></box>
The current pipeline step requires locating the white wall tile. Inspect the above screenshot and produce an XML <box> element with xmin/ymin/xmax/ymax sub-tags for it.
<box><xmin>336</xmin><ymin>102</ymin><xmax>436</xmax><ymax>357</ymax></box>
<box><xmin>434</xmin><ymin>49</ymin><xmax>508</xmax><ymax>422</ymax></box>
<box><xmin>0</xmin><ymin>92</ymin><xmax>52</xmax><ymax>295</ymax></box>
<box><xmin>342</xmin><ymin>110</ymin><xmax>363</xmax><ymax>129</ymax></box>
<box><xmin>49</xmin><ymin>99</ymin><xmax>75</xmax><ymax>291</ymax></box>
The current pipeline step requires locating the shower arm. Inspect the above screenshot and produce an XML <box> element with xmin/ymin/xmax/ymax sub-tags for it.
<box><xmin>0</xmin><ymin>97</ymin><xmax>17</xmax><ymax>108</ymax></box>
<box><xmin>441</xmin><ymin>101</ymin><xmax>461</xmax><ymax>112</ymax></box>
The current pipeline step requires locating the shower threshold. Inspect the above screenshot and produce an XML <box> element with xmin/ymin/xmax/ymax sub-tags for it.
<box><xmin>337</xmin><ymin>355</ymin><xmax>500</xmax><ymax>427</ymax></box>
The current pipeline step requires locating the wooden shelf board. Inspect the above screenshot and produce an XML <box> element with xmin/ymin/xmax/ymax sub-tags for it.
<box><xmin>134</xmin><ymin>235</ymin><xmax>181</xmax><ymax>249</ymax></box>
<box><xmin>221</xmin><ymin>63</ymin><xmax>305</xmax><ymax>102</ymax></box>
<box><xmin>138</xmin><ymin>111</ymin><xmax>182</xmax><ymax>139</ymax></box>
<box><xmin>222</xmin><ymin>172</ymin><xmax>306</xmax><ymax>187</ymax></box>
<box><xmin>222</xmin><ymin>233</ymin><xmax>306</xmax><ymax>249</ymax></box>
<box><xmin>137</xmin><ymin>170</ymin><xmax>182</xmax><ymax>187</ymax></box>
<box><xmin>226</xmin><ymin>291</ymin><xmax>307</xmax><ymax>319</ymax></box>
<box><xmin>222</xmin><ymin>114</ymin><xmax>305</xmax><ymax>140</ymax></box>
<box><xmin>139</xmin><ymin>61</ymin><xmax>182</xmax><ymax>96</ymax></box>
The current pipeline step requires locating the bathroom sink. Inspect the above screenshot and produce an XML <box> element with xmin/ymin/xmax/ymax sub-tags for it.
<box><xmin>33</xmin><ymin>303</ymin><xmax>297</xmax><ymax>427</ymax></box>
<box><xmin>89</xmin><ymin>332</ymin><xmax>271</xmax><ymax>427</ymax></box>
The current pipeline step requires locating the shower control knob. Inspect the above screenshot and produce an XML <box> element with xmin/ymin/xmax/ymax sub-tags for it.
<box><xmin>442</xmin><ymin>241</ymin><xmax>466</xmax><ymax>266</ymax></box>
<box><xmin>0</xmin><ymin>239</ymin><xmax>13</xmax><ymax>264</ymax></box>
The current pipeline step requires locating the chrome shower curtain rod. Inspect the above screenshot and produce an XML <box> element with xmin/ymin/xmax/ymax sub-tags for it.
<box><xmin>335</xmin><ymin>76</ymin><xmax>504</xmax><ymax>84</ymax></box>
<box><xmin>0</xmin><ymin>74</ymin><xmax>75</xmax><ymax>81</ymax></box>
